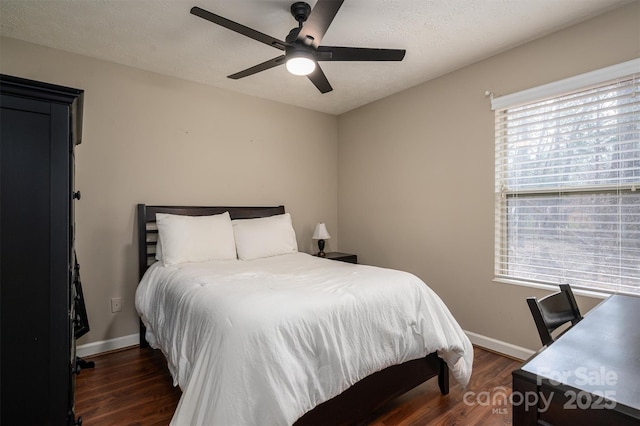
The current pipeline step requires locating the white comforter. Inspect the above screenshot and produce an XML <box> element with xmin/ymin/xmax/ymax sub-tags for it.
<box><xmin>135</xmin><ymin>252</ymin><xmax>473</xmax><ymax>426</ymax></box>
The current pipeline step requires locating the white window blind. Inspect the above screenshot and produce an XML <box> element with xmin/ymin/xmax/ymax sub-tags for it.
<box><xmin>494</xmin><ymin>62</ymin><xmax>640</xmax><ymax>295</ymax></box>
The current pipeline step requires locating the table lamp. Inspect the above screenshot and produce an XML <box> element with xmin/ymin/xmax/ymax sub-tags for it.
<box><xmin>312</xmin><ymin>223</ymin><xmax>331</xmax><ymax>257</ymax></box>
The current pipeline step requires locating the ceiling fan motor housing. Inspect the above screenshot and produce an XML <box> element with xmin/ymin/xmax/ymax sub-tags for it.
<box><xmin>286</xmin><ymin>43</ymin><xmax>315</xmax><ymax>61</ymax></box>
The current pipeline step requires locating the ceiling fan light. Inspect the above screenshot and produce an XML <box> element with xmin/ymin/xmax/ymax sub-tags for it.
<box><xmin>286</xmin><ymin>56</ymin><xmax>316</xmax><ymax>76</ymax></box>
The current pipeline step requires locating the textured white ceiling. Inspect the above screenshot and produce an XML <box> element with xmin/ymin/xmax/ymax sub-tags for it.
<box><xmin>0</xmin><ymin>0</ymin><xmax>630</xmax><ymax>115</ymax></box>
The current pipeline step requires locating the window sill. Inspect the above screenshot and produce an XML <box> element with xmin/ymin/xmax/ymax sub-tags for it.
<box><xmin>493</xmin><ymin>277</ymin><xmax>609</xmax><ymax>300</ymax></box>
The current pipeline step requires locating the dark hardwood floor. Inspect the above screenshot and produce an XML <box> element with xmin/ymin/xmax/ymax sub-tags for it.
<box><xmin>75</xmin><ymin>346</ymin><xmax>521</xmax><ymax>425</ymax></box>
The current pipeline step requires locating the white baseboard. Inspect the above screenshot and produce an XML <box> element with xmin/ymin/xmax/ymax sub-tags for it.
<box><xmin>464</xmin><ymin>330</ymin><xmax>535</xmax><ymax>361</ymax></box>
<box><xmin>78</xmin><ymin>330</ymin><xmax>533</xmax><ymax>362</ymax></box>
<box><xmin>77</xmin><ymin>333</ymin><xmax>139</xmax><ymax>358</ymax></box>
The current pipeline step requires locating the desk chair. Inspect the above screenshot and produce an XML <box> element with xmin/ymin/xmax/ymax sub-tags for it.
<box><xmin>527</xmin><ymin>284</ymin><xmax>582</xmax><ymax>346</ymax></box>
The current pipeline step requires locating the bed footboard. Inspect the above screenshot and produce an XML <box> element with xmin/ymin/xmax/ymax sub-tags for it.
<box><xmin>295</xmin><ymin>353</ymin><xmax>448</xmax><ymax>425</ymax></box>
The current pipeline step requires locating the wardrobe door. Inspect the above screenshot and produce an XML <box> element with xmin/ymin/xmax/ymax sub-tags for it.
<box><xmin>0</xmin><ymin>94</ymin><xmax>71</xmax><ymax>425</ymax></box>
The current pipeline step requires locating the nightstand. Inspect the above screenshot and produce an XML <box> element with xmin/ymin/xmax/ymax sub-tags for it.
<box><xmin>322</xmin><ymin>252</ymin><xmax>358</xmax><ymax>264</ymax></box>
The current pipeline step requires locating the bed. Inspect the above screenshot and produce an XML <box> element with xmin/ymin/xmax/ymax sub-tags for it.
<box><xmin>135</xmin><ymin>204</ymin><xmax>473</xmax><ymax>425</ymax></box>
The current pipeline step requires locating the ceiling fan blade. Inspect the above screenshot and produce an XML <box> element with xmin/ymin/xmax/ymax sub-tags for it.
<box><xmin>191</xmin><ymin>6</ymin><xmax>287</xmax><ymax>50</ymax></box>
<box><xmin>307</xmin><ymin>65</ymin><xmax>333</xmax><ymax>94</ymax></box>
<box><xmin>228</xmin><ymin>55</ymin><xmax>286</xmax><ymax>79</ymax></box>
<box><xmin>317</xmin><ymin>46</ymin><xmax>406</xmax><ymax>61</ymax></box>
<box><xmin>297</xmin><ymin>0</ymin><xmax>344</xmax><ymax>48</ymax></box>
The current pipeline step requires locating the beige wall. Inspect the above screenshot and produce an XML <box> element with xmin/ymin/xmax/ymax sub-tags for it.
<box><xmin>1</xmin><ymin>1</ymin><xmax>638</xmax><ymax>354</ymax></box>
<box><xmin>0</xmin><ymin>37</ymin><xmax>339</xmax><ymax>345</ymax></box>
<box><xmin>337</xmin><ymin>1</ymin><xmax>640</xmax><ymax>352</ymax></box>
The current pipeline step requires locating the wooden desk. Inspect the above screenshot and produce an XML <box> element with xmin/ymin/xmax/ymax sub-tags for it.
<box><xmin>512</xmin><ymin>294</ymin><xmax>640</xmax><ymax>425</ymax></box>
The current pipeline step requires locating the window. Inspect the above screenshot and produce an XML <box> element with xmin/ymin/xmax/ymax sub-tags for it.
<box><xmin>493</xmin><ymin>60</ymin><xmax>640</xmax><ymax>295</ymax></box>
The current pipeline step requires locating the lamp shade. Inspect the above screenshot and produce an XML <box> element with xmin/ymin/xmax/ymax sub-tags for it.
<box><xmin>312</xmin><ymin>223</ymin><xmax>331</xmax><ymax>240</ymax></box>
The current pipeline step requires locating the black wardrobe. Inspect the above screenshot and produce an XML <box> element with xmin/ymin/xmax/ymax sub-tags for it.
<box><xmin>1</xmin><ymin>75</ymin><xmax>85</xmax><ymax>425</ymax></box>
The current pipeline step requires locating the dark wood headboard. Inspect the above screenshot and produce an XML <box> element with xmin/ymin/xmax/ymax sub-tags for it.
<box><xmin>137</xmin><ymin>204</ymin><xmax>285</xmax><ymax>281</ymax></box>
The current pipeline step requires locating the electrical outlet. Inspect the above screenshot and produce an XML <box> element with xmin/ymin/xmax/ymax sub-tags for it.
<box><xmin>111</xmin><ymin>297</ymin><xmax>122</xmax><ymax>313</ymax></box>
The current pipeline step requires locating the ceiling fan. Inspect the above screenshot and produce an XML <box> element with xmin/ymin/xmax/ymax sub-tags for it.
<box><xmin>190</xmin><ymin>1</ymin><xmax>406</xmax><ymax>94</ymax></box>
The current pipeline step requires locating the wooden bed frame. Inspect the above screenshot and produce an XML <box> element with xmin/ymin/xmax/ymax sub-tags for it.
<box><xmin>136</xmin><ymin>203</ymin><xmax>449</xmax><ymax>425</ymax></box>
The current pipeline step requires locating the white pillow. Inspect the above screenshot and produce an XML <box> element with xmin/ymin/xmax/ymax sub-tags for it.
<box><xmin>155</xmin><ymin>233</ymin><xmax>163</xmax><ymax>261</ymax></box>
<box><xmin>232</xmin><ymin>213</ymin><xmax>298</xmax><ymax>260</ymax></box>
<box><xmin>155</xmin><ymin>212</ymin><xmax>237</xmax><ymax>265</ymax></box>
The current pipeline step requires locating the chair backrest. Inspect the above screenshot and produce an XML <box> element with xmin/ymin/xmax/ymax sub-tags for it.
<box><xmin>527</xmin><ymin>284</ymin><xmax>583</xmax><ymax>346</ymax></box>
